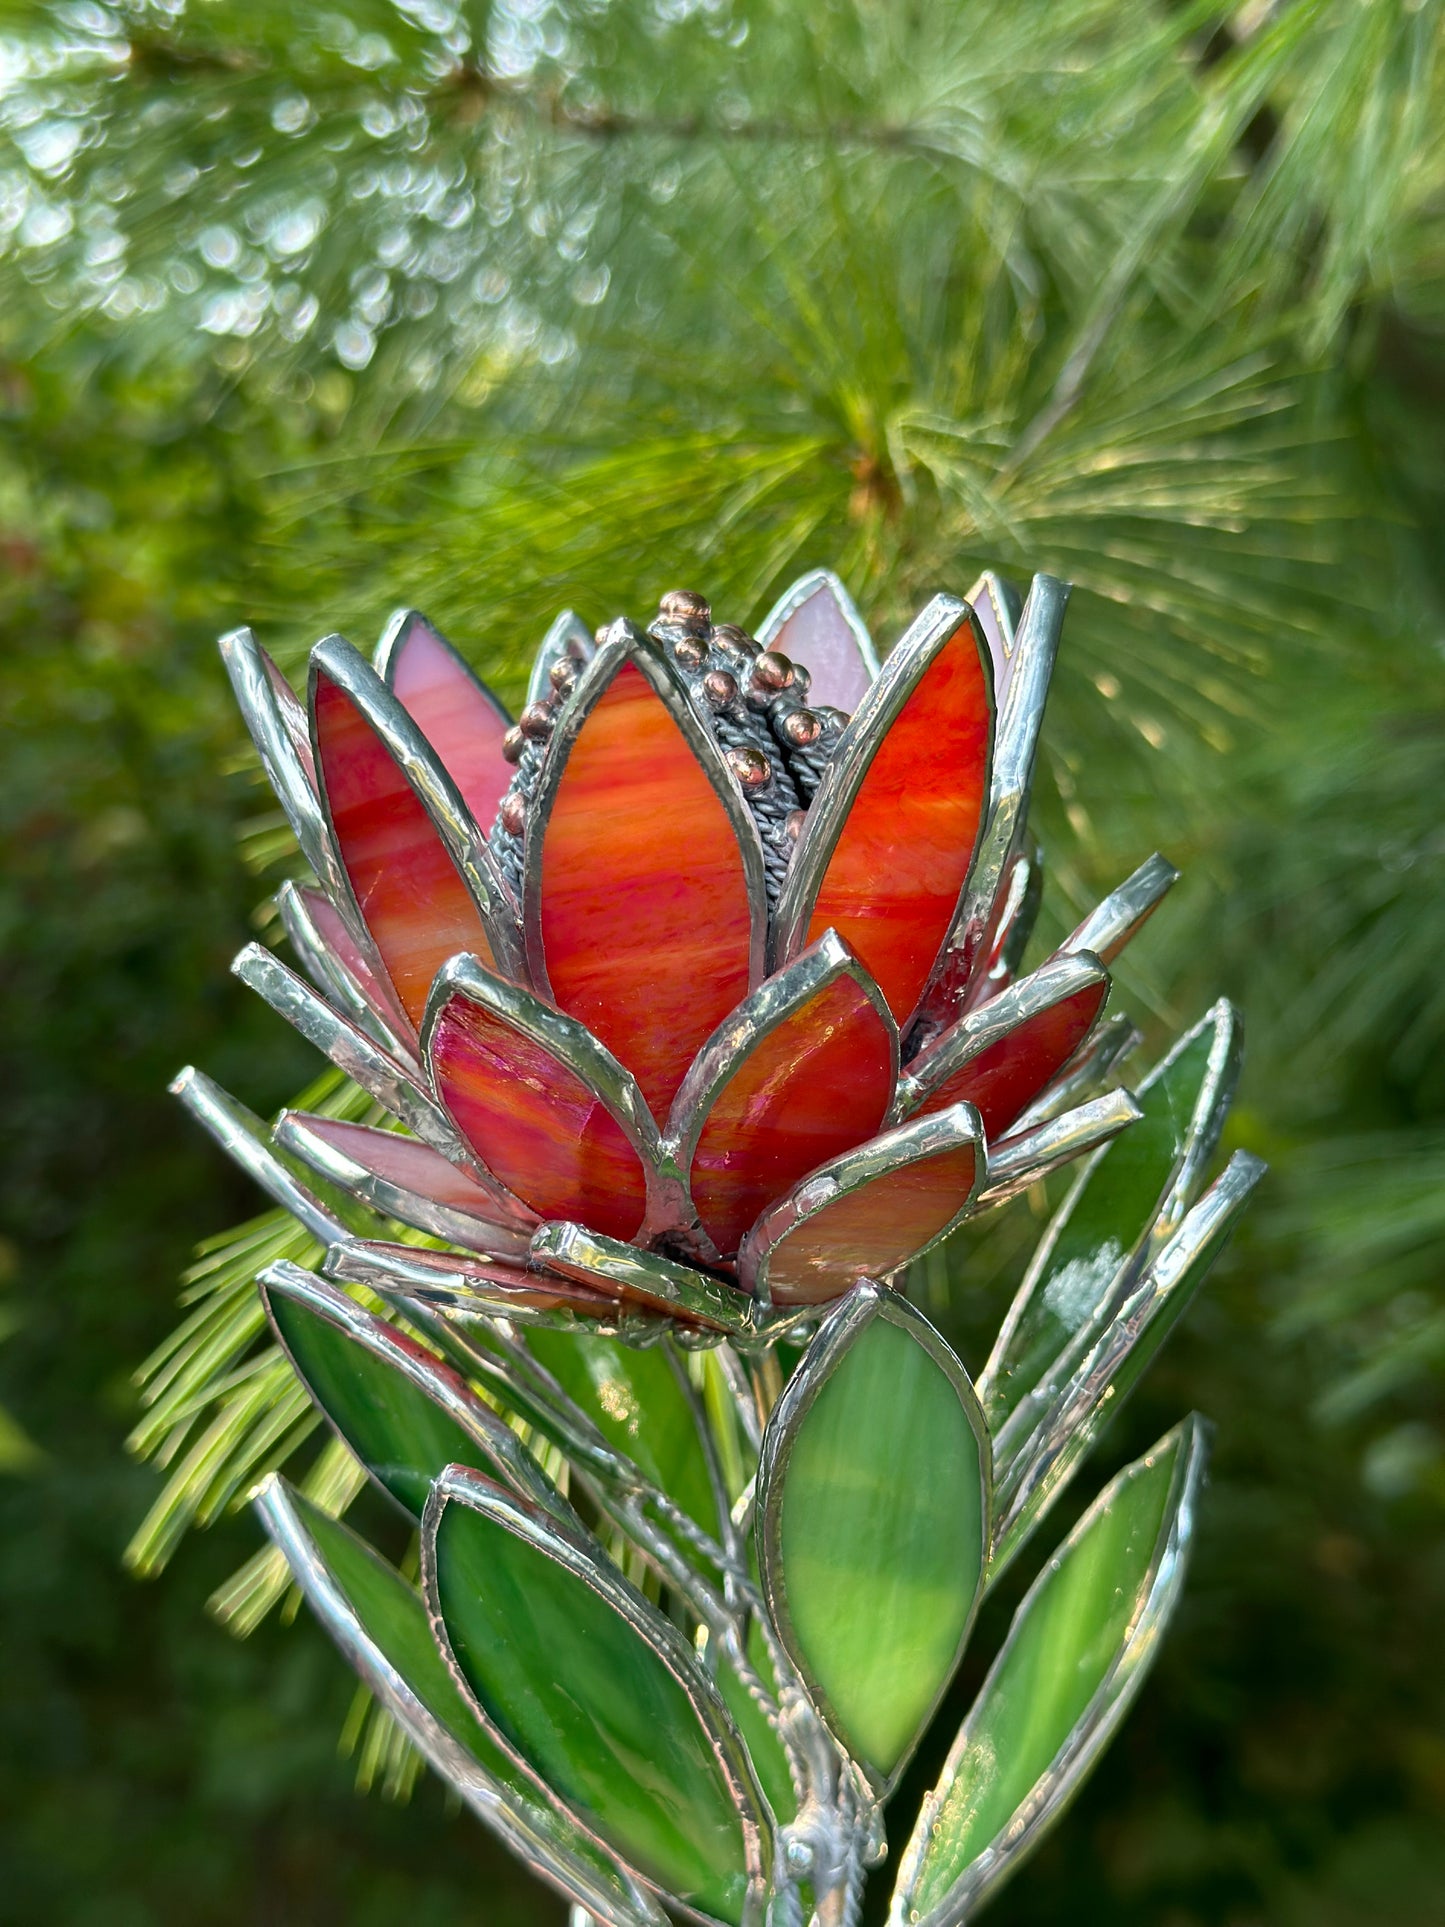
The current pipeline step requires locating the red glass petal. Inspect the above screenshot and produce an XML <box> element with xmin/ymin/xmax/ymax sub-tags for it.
<box><xmin>683</xmin><ymin>960</ymin><xmax>894</xmax><ymax>1256</ymax></box>
<box><xmin>295</xmin><ymin>884</ymin><xmax>413</xmax><ymax>1038</ymax></box>
<box><xmin>429</xmin><ymin>988</ymin><xmax>648</xmax><ymax>1241</ymax></box>
<box><xmin>911</xmin><ymin>974</ymin><xmax>1109</xmax><ymax>1137</ymax></box>
<box><xmin>790</xmin><ymin>604</ymin><xmax>991</xmax><ymax>1025</ymax></box>
<box><xmin>741</xmin><ymin>1113</ymin><xmax>981</xmax><ymax>1306</ymax></box>
<box><xmin>313</xmin><ymin>662</ymin><xmax>501</xmax><ymax>1028</ymax></box>
<box><xmin>534</xmin><ymin>654</ymin><xmax>757</xmax><ymax>1118</ymax></box>
<box><xmin>378</xmin><ymin>612</ymin><xmax>514</xmax><ymax>835</ymax></box>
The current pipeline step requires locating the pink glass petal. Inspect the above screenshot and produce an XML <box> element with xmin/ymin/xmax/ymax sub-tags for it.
<box><xmin>429</xmin><ymin>988</ymin><xmax>648</xmax><ymax>1241</ymax></box>
<box><xmin>261</xmin><ymin>652</ymin><xmax>317</xmax><ymax>783</ymax></box>
<box><xmin>379</xmin><ymin>613</ymin><xmax>515</xmax><ymax>835</ymax></box>
<box><xmin>537</xmin><ymin>657</ymin><xmax>755</xmax><ymax>1118</ymax></box>
<box><xmin>760</xmin><ymin>573</ymin><xmax>877</xmax><ymax>714</ymax></box>
<box><xmin>313</xmin><ymin>665</ymin><xmax>500</xmax><ymax>1029</ymax></box>
<box><xmin>296</xmin><ymin>884</ymin><xmax>413</xmax><ymax>1039</ymax></box>
<box><xmin>801</xmin><ymin>615</ymin><xmax>991</xmax><ymax>1023</ymax></box>
<box><xmin>966</xmin><ymin>572</ymin><xmax>1019</xmax><ymax>707</ymax></box>
<box><xmin>689</xmin><ymin>973</ymin><xmax>894</xmax><ymax>1256</ymax></box>
<box><xmin>281</xmin><ymin>1113</ymin><xmax>536</xmax><ymax>1230</ymax></box>
<box><xmin>912</xmin><ymin>977</ymin><xmax>1109</xmax><ymax>1137</ymax></box>
<box><xmin>745</xmin><ymin>1127</ymin><xmax>980</xmax><ymax>1307</ymax></box>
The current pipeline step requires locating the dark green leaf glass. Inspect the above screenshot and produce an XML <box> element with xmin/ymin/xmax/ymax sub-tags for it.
<box><xmin>268</xmin><ymin>1286</ymin><xmax>508</xmax><ymax>1516</ymax></box>
<box><xmin>429</xmin><ymin>1484</ymin><xmax>757</xmax><ymax>1924</ymax></box>
<box><xmin>527</xmin><ymin>1327</ymin><xmax>721</xmax><ymax>1537</ymax></box>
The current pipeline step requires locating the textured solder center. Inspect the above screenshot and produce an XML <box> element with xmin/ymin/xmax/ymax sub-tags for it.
<box><xmin>487</xmin><ymin>589</ymin><xmax>850</xmax><ymax>909</ymax></box>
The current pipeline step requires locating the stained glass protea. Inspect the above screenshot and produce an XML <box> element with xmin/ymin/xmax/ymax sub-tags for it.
<box><xmin>174</xmin><ymin>567</ymin><xmax>1262</xmax><ymax>1926</ymax></box>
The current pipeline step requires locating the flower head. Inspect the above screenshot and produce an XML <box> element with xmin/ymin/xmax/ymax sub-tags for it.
<box><xmin>183</xmin><ymin>568</ymin><xmax>1174</xmax><ymax>1343</ymax></box>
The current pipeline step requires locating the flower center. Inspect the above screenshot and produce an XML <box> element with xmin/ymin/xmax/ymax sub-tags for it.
<box><xmin>487</xmin><ymin>589</ymin><xmax>852</xmax><ymax>909</ymax></box>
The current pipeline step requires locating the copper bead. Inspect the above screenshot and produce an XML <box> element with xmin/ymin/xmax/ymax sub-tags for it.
<box><xmin>548</xmin><ymin>657</ymin><xmax>577</xmax><ymax>694</ymax></box>
<box><xmin>784</xmin><ymin>808</ymin><xmax>808</xmax><ymax>842</ymax></box>
<box><xmin>702</xmin><ymin>669</ymin><xmax>738</xmax><ymax>707</ymax></box>
<box><xmin>659</xmin><ymin>589</ymin><xmax>711</xmax><ymax>622</ymax></box>
<box><xmin>751</xmin><ymin>649</ymin><xmax>794</xmax><ymax>692</ymax></box>
<box><xmin>519</xmin><ymin>701</ymin><xmax>555</xmax><ymax>741</ymax></box>
<box><xmin>726</xmin><ymin>745</ymin><xmax>772</xmax><ymax>790</ymax></box>
<box><xmin>781</xmin><ymin>707</ymin><xmax>822</xmax><ymax>747</ymax></box>
<box><xmin>673</xmin><ymin>632</ymin><xmax>710</xmax><ymax>668</ymax></box>
<box><xmin>499</xmin><ymin>792</ymin><xmax>526</xmax><ymax>836</ymax></box>
<box><xmin>502</xmin><ymin>724</ymin><xmax>526</xmax><ymax>764</ymax></box>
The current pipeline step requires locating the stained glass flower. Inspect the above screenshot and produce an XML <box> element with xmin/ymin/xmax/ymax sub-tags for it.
<box><xmin>169</xmin><ymin>565</ymin><xmax>1263</xmax><ymax>1927</ymax></box>
<box><xmin>183</xmin><ymin>569</ymin><xmax>1183</xmax><ymax>1344</ymax></box>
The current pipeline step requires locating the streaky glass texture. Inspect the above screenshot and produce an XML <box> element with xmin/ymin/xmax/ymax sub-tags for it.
<box><xmin>759</xmin><ymin>1291</ymin><xmax>988</xmax><ymax>1778</ymax></box>
<box><xmin>257</xmin><ymin>1482</ymin><xmax>666</xmax><ymax>1927</ymax></box>
<box><xmin>681</xmin><ymin>946</ymin><xmax>895</xmax><ymax>1254</ymax></box>
<box><xmin>428</xmin><ymin>979</ymin><xmax>651</xmax><ymax>1240</ymax></box>
<box><xmin>785</xmin><ymin>604</ymin><xmax>993</xmax><ymax>1022</ymax></box>
<box><xmin>891</xmin><ymin>1419</ymin><xmax>1207</xmax><ymax>1925</ymax></box>
<box><xmin>377</xmin><ymin>609</ymin><xmax>515</xmax><ymax>835</ymax></box>
<box><xmin>980</xmin><ymin>1003</ymin><xmax>1239</xmax><ymax>1429</ymax></box>
<box><xmin>426</xmin><ymin>1474</ymin><xmax>763</xmax><ymax>1925</ymax></box>
<box><xmin>535</xmin><ymin>651</ymin><xmax>757</xmax><ymax>1118</ymax></box>
<box><xmin>312</xmin><ymin>652</ymin><xmax>500</xmax><ymax>1024</ymax></box>
<box><xmin>741</xmin><ymin>1109</ymin><xmax>982</xmax><ymax>1305</ymax></box>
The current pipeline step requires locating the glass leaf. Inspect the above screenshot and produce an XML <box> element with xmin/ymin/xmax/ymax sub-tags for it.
<box><xmin>424</xmin><ymin>1467</ymin><xmax>770</xmax><ymax>1926</ymax></box>
<box><xmin>261</xmin><ymin>1263</ymin><xmax>562</xmax><ymax>1521</ymax></box>
<box><xmin>889</xmin><ymin>1417</ymin><xmax>1208</xmax><ymax>1927</ymax></box>
<box><xmin>524</xmin><ymin>1328</ymin><xmax>724</xmax><ymax>1543</ymax></box>
<box><xmin>989</xmin><ymin>1151</ymin><xmax>1263</xmax><ymax>1577</ymax></box>
<box><xmin>756</xmin><ymin>1285</ymin><xmax>990</xmax><ymax>1784</ymax></box>
<box><xmin>255</xmin><ymin>1479</ymin><xmax>667</xmax><ymax>1927</ymax></box>
<box><xmin>979</xmin><ymin>999</ymin><xmax>1241</xmax><ymax>1430</ymax></box>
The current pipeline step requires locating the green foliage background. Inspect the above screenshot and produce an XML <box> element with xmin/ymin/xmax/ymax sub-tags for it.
<box><xmin>2</xmin><ymin>2</ymin><xmax>1445</xmax><ymax>1921</ymax></box>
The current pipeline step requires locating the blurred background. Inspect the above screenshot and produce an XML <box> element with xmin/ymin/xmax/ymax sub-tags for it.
<box><xmin>2</xmin><ymin>3</ymin><xmax>1444</xmax><ymax>1922</ymax></box>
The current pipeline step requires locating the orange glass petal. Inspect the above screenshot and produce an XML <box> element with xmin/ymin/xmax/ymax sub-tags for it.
<box><xmin>538</xmin><ymin>659</ymin><xmax>754</xmax><ymax>1117</ymax></box>
<box><xmin>764</xmin><ymin>1140</ymin><xmax>979</xmax><ymax>1306</ymax></box>
<box><xmin>384</xmin><ymin>617</ymin><xmax>514</xmax><ymax>835</ymax></box>
<box><xmin>313</xmin><ymin>666</ymin><xmax>497</xmax><ymax>1028</ymax></box>
<box><xmin>914</xmin><ymin>978</ymin><xmax>1109</xmax><ymax>1137</ymax></box>
<box><xmin>690</xmin><ymin>975</ymin><xmax>893</xmax><ymax>1255</ymax></box>
<box><xmin>429</xmin><ymin>991</ymin><xmax>647</xmax><ymax>1241</ymax></box>
<box><xmin>804</xmin><ymin>620</ymin><xmax>989</xmax><ymax>1023</ymax></box>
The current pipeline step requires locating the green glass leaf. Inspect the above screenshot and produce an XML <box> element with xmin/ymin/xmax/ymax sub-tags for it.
<box><xmin>890</xmin><ymin>1416</ymin><xmax>1209</xmax><ymax>1927</ymax></box>
<box><xmin>990</xmin><ymin>1152</ymin><xmax>1263</xmax><ymax>1576</ymax></box>
<box><xmin>261</xmin><ymin>1263</ymin><xmax>555</xmax><ymax>1519</ymax></box>
<box><xmin>757</xmin><ymin>1286</ymin><xmax>989</xmax><ymax>1782</ymax></box>
<box><xmin>425</xmin><ymin>1469</ymin><xmax>767</xmax><ymax>1926</ymax></box>
<box><xmin>255</xmin><ymin>1479</ymin><xmax>666</xmax><ymax>1927</ymax></box>
<box><xmin>981</xmin><ymin>1000</ymin><xmax>1240</xmax><ymax>1431</ymax></box>
<box><xmin>714</xmin><ymin>1625</ymin><xmax>799</xmax><ymax>1827</ymax></box>
<box><xmin>526</xmin><ymin>1327</ymin><xmax>722</xmax><ymax>1538</ymax></box>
